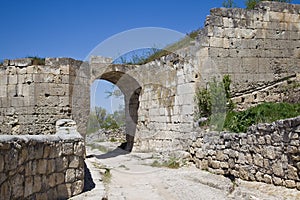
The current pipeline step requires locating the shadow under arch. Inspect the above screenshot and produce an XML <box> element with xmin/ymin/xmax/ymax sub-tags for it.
<box><xmin>95</xmin><ymin>69</ymin><xmax>142</xmax><ymax>152</ymax></box>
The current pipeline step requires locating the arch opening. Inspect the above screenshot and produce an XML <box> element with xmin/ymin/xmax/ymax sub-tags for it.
<box><xmin>91</xmin><ymin>70</ymin><xmax>141</xmax><ymax>152</ymax></box>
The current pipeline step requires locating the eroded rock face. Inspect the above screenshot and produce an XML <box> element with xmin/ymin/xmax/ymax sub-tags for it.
<box><xmin>189</xmin><ymin>116</ymin><xmax>300</xmax><ymax>190</ymax></box>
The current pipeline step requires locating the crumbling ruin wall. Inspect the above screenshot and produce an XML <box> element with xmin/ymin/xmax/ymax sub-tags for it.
<box><xmin>0</xmin><ymin>2</ymin><xmax>299</xmax><ymax>153</ymax></box>
<box><xmin>195</xmin><ymin>1</ymin><xmax>300</xmax><ymax>94</ymax></box>
<box><xmin>189</xmin><ymin>116</ymin><xmax>300</xmax><ymax>190</ymax></box>
<box><xmin>0</xmin><ymin>58</ymin><xmax>89</xmax><ymax>136</ymax></box>
<box><xmin>0</xmin><ymin>119</ymin><xmax>85</xmax><ymax>199</ymax></box>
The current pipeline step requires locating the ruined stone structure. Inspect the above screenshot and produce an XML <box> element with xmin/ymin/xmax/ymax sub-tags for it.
<box><xmin>0</xmin><ymin>58</ymin><xmax>89</xmax><ymax>135</ymax></box>
<box><xmin>0</xmin><ymin>1</ymin><xmax>300</xmax><ymax>196</ymax></box>
<box><xmin>189</xmin><ymin>116</ymin><xmax>300</xmax><ymax>190</ymax></box>
<box><xmin>0</xmin><ymin>1</ymin><xmax>299</xmax><ymax>151</ymax></box>
<box><xmin>0</xmin><ymin>119</ymin><xmax>85</xmax><ymax>199</ymax></box>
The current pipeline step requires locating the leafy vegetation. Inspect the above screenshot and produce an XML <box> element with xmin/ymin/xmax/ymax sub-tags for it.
<box><xmin>27</xmin><ymin>56</ymin><xmax>45</xmax><ymax>65</ymax></box>
<box><xmin>87</xmin><ymin>143</ymin><xmax>108</xmax><ymax>153</ymax></box>
<box><xmin>92</xmin><ymin>162</ymin><xmax>112</xmax><ymax>184</ymax></box>
<box><xmin>224</xmin><ymin>102</ymin><xmax>300</xmax><ymax>132</ymax></box>
<box><xmin>194</xmin><ymin>75</ymin><xmax>233</xmax><ymax>130</ymax></box>
<box><xmin>87</xmin><ymin>106</ymin><xmax>125</xmax><ymax>134</ymax></box>
<box><xmin>245</xmin><ymin>0</ymin><xmax>292</xmax><ymax>9</ymax></box>
<box><xmin>150</xmin><ymin>157</ymin><xmax>180</xmax><ymax>169</ymax></box>
<box><xmin>114</xmin><ymin>30</ymin><xmax>199</xmax><ymax>65</ymax></box>
<box><xmin>195</xmin><ymin>75</ymin><xmax>300</xmax><ymax>133</ymax></box>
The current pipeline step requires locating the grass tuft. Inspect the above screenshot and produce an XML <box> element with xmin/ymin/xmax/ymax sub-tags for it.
<box><xmin>224</xmin><ymin>102</ymin><xmax>300</xmax><ymax>133</ymax></box>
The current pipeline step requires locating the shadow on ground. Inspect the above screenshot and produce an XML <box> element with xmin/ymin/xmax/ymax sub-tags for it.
<box><xmin>87</xmin><ymin>147</ymin><xmax>130</xmax><ymax>160</ymax></box>
<box><xmin>83</xmin><ymin>162</ymin><xmax>96</xmax><ymax>192</ymax></box>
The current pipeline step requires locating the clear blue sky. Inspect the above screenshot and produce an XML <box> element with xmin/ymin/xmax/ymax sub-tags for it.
<box><xmin>1</xmin><ymin>0</ymin><xmax>299</xmax><ymax>60</ymax></box>
<box><xmin>1</xmin><ymin>0</ymin><xmax>299</xmax><ymax>112</ymax></box>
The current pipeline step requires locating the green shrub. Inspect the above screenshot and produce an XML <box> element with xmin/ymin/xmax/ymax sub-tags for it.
<box><xmin>224</xmin><ymin>102</ymin><xmax>300</xmax><ymax>132</ymax></box>
<box><xmin>245</xmin><ymin>0</ymin><xmax>292</xmax><ymax>10</ymax></box>
<box><xmin>27</xmin><ymin>56</ymin><xmax>45</xmax><ymax>65</ymax></box>
<box><xmin>194</xmin><ymin>75</ymin><xmax>234</xmax><ymax>130</ymax></box>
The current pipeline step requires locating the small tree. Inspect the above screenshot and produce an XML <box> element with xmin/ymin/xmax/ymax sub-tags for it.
<box><xmin>222</xmin><ymin>0</ymin><xmax>236</xmax><ymax>8</ymax></box>
<box><xmin>194</xmin><ymin>75</ymin><xmax>234</xmax><ymax>131</ymax></box>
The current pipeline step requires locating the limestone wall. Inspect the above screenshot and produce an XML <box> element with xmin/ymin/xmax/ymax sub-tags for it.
<box><xmin>232</xmin><ymin>74</ymin><xmax>300</xmax><ymax>110</ymax></box>
<box><xmin>0</xmin><ymin>119</ymin><xmax>85</xmax><ymax>199</ymax></box>
<box><xmin>195</xmin><ymin>1</ymin><xmax>300</xmax><ymax>94</ymax></box>
<box><xmin>129</xmin><ymin>54</ymin><xmax>197</xmax><ymax>152</ymax></box>
<box><xmin>0</xmin><ymin>58</ymin><xmax>89</xmax><ymax>136</ymax></box>
<box><xmin>135</xmin><ymin>2</ymin><xmax>300</xmax><ymax>151</ymax></box>
<box><xmin>189</xmin><ymin>116</ymin><xmax>300</xmax><ymax>189</ymax></box>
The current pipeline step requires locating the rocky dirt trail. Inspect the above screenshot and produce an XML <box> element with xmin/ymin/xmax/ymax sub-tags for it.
<box><xmin>70</xmin><ymin>140</ymin><xmax>300</xmax><ymax>200</ymax></box>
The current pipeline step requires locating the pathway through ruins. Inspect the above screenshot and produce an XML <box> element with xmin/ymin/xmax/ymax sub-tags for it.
<box><xmin>71</xmin><ymin>142</ymin><xmax>300</xmax><ymax>200</ymax></box>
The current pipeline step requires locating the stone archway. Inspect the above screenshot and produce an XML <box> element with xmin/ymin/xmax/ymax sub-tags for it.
<box><xmin>91</xmin><ymin>59</ymin><xmax>142</xmax><ymax>152</ymax></box>
<box><xmin>99</xmin><ymin>72</ymin><xmax>141</xmax><ymax>151</ymax></box>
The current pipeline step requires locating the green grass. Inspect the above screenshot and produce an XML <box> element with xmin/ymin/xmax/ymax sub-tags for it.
<box><xmin>224</xmin><ymin>102</ymin><xmax>300</xmax><ymax>133</ymax></box>
<box><xmin>150</xmin><ymin>157</ymin><xmax>180</xmax><ymax>169</ymax></box>
<box><xmin>92</xmin><ymin>162</ymin><xmax>112</xmax><ymax>184</ymax></box>
<box><xmin>116</xmin><ymin>29</ymin><xmax>200</xmax><ymax>65</ymax></box>
<box><xmin>142</xmin><ymin>30</ymin><xmax>199</xmax><ymax>64</ymax></box>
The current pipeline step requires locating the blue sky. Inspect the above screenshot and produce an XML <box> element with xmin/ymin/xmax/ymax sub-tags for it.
<box><xmin>1</xmin><ymin>0</ymin><xmax>299</xmax><ymax>112</ymax></box>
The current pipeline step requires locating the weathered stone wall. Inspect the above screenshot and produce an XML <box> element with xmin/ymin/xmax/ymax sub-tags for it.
<box><xmin>232</xmin><ymin>74</ymin><xmax>300</xmax><ymax>110</ymax></box>
<box><xmin>134</xmin><ymin>54</ymin><xmax>197</xmax><ymax>152</ymax></box>
<box><xmin>195</xmin><ymin>1</ymin><xmax>300</xmax><ymax>94</ymax></box>
<box><xmin>0</xmin><ymin>119</ymin><xmax>85</xmax><ymax>199</ymax></box>
<box><xmin>189</xmin><ymin>116</ymin><xmax>300</xmax><ymax>189</ymax></box>
<box><xmin>0</xmin><ymin>58</ymin><xmax>89</xmax><ymax>136</ymax></box>
<box><xmin>0</xmin><ymin>2</ymin><xmax>300</xmax><ymax>153</ymax></box>
<box><xmin>133</xmin><ymin>1</ymin><xmax>300</xmax><ymax>151</ymax></box>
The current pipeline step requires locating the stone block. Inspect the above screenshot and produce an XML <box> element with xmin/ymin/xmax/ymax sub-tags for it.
<box><xmin>33</xmin><ymin>175</ymin><xmax>42</xmax><ymax>193</ymax></box>
<box><xmin>210</xmin><ymin>37</ymin><xmax>224</xmax><ymax>48</ymax></box>
<box><xmin>285</xmin><ymin>180</ymin><xmax>296</xmax><ymax>188</ymax></box>
<box><xmin>37</xmin><ymin>159</ymin><xmax>47</xmax><ymax>174</ymax></box>
<box><xmin>255</xmin><ymin>171</ymin><xmax>264</xmax><ymax>182</ymax></box>
<box><xmin>239</xmin><ymin>166</ymin><xmax>250</xmax><ymax>180</ymax></box>
<box><xmin>74</xmin><ymin>142</ymin><xmax>84</xmax><ymax>156</ymax></box>
<box><xmin>242</xmin><ymin>58</ymin><xmax>259</xmax><ymax>74</ymax></box>
<box><xmin>36</xmin><ymin>193</ymin><xmax>48</xmax><ymax>200</ymax></box>
<box><xmin>48</xmin><ymin>173</ymin><xmax>56</xmax><ymax>187</ymax></box>
<box><xmin>253</xmin><ymin>154</ymin><xmax>264</xmax><ymax>168</ymax></box>
<box><xmin>287</xmin><ymin>165</ymin><xmax>298</xmax><ymax>180</ymax></box>
<box><xmin>263</xmin><ymin>174</ymin><xmax>272</xmax><ymax>184</ymax></box>
<box><xmin>65</xmin><ymin>169</ymin><xmax>76</xmax><ymax>183</ymax></box>
<box><xmin>24</xmin><ymin>176</ymin><xmax>33</xmax><ymax>197</ymax></box>
<box><xmin>69</xmin><ymin>156</ymin><xmax>80</xmax><ymax>168</ymax></box>
<box><xmin>273</xmin><ymin>176</ymin><xmax>283</xmax><ymax>186</ymax></box>
<box><xmin>7</xmin><ymin>85</ymin><xmax>17</xmax><ymax>97</ymax></box>
<box><xmin>47</xmin><ymin>159</ymin><xmax>56</xmax><ymax>174</ymax></box>
<box><xmin>72</xmin><ymin>180</ymin><xmax>84</xmax><ymax>196</ymax></box>
<box><xmin>0</xmin><ymin>155</ymin><xmax>3</xmax><ymax>172</ymax></box>
<box><xmin>0</xmin><ymin>74</ymin><xmax>8</xmax><ymax>85</ymax></box>
<box><xmin>56</xmin><ymin>156</ymin><xmax>69</xmax><ymax>172</ymax></box>
<box><xmin>11</xmin><ymin>58</ymin><xmax>32</xmax><ymax>67</ymax></box>
<box><xmin>0</xmin><ymin>181</ymin><xmax>11</xmax><ymax>200</ymax></box>
<box><xmin>46</xmin><ymin>187</ymin><xmax>58</xmax><ymax>200</ymax></box>
<box><xmin>76</xmin><ymin>169</ymin><xmax>84</xmax><ymax>180</ymax></box>
<box><xmin>57</xmin><ymin>183</ymin><xmax>72</xmax><ymax>199</ymax></box>
<box><xmin>55</xmin><ymin>173</ymin><xmax>65</xmax><ymax>185</ymax></box>
<box><xmin>8</xmin><ymin>75</ymin><xmax>18</xmax><ymax>85</ymax></box>
<box><xmin>0</xmin><ymin>86</ymin><xmax>7</xmax><ymax>97</ymax></box>
<box><xmin>11</xmin><ymin>173</ymin><xmax>24</xmax><ymax>199</ymax></box>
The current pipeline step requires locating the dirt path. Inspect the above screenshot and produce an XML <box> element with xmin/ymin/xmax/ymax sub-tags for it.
<box><xmin>71</xmin><ymin>142</ymin><xmax>300</xmax><ymax>200</ymax></box>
